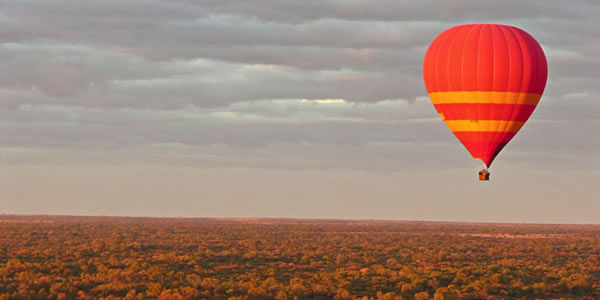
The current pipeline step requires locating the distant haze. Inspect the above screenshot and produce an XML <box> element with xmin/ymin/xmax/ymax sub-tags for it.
<box><xmin>1</xmin><ymin>1</ymin><xmax>599</xmax><ymax>223</ymax></box>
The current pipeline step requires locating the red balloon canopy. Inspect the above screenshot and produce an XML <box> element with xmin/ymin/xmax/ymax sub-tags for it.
<box><xmin>423</xmin><ymin>24</ymin><xmax>548</xmax><ymax>167</ymax></box>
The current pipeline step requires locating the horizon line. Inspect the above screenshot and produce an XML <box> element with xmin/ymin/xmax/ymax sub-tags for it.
<box><xmin>2</xmin><ymin>213</ymin><xmax>599</xmax><ymax>227</ymax></box>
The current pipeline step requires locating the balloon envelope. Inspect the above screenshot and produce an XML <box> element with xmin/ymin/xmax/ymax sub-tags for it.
<box><xmin>423</xmin><ymin>24</ymin><xmax>548</xmax><ymax>167</ymax></box>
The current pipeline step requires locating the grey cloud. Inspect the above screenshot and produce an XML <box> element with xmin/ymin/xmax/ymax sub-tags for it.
<box><xmin>0</xmin><ymin>0</ymin><xmax>599</xmax><ymax>172</ymax></box>
<box><xmin>0</xmin><ymin>98</ymin><xmax>443</xmax><ymax>149</ymax></box>
<box><xmin>195</xmin><ymin>0</ymin><xmax>596</xmax><ymax>23</ymax></box>
<box><xmin>1</xmin><ymin>95</ymin><xmax>597</xmax><ymax>172</ymax></box>
<box><xmin>536</xmin><ymin>94</ymin><xmax>600</xmax><ymax>122</ymax></box>
<box><xmin>2</xmin><ymin>0</ymin><xmax>599</xmax><ymax>108</ymax></box>
<box><xmin>0</xmin><ymin>0</ymin><xmax>202</xmax><ymax>41</ymax></box>
<box><xmin>167</xmin><ymin>17</ymin><xmax>431</xmax><ymax>49</ymax></box>
<box><xmin>0</xmin><ymin>41</ymin><xmax>426</xmax><ymax>106</ymax></box>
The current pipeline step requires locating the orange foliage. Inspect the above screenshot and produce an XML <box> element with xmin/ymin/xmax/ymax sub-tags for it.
<box><xmin>1</xmin><ymin>216</ymin><xmax>600</xmax><ymax>299</ymax></box>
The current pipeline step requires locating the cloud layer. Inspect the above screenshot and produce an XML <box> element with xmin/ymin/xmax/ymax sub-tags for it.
<box><xmin>1</xmin><ymin>0</ymin><xmax>599</xmax><ymax>220</ymax></box>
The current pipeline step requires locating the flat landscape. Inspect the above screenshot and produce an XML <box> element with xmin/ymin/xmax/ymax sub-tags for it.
<box><xmin>1</xmin><ymin>216</ymin><xmax>599</xmax><ymax>299</ymax></box>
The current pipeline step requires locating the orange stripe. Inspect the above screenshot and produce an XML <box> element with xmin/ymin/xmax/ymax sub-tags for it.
<box><xmin>429</xmin><ymin>91</ymin><xmax>541</xmax><ymax>105</ymax></box>
<box><xmin>444</xmin><ymin>120</ymin><xmax>525</xmax><ymax>132</ymax></box>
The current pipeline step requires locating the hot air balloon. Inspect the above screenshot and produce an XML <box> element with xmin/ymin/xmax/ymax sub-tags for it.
<box><xmin>423</xmin><ymin>24</ymin><xmax>548</xmax><ymax>180</ymax></box>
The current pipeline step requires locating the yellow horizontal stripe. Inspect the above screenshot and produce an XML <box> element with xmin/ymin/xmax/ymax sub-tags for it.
<box><xmin>429</xmin><ymin>91</ymin><xmax>541</xmax><ymax>105</ymax></box>
<box><xmin>444</xmin><ymin>120</ymin><xmax>525</xmax><ymax>132</ymax></box>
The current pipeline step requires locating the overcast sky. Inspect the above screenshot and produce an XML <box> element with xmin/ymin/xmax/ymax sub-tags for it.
<box><xmin>1</xmin><ymin>0</ymin><xmax>599</xmax><ymax>223</ymax></box>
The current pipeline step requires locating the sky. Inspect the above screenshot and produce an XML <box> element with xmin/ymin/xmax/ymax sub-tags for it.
<box><xmin>1</xmin><ymin>0</ymin><xmax>599</xmax><ymax>223</ymax></box>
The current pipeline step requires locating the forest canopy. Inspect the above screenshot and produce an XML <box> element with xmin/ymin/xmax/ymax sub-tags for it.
<box><xmin>1</xmin><ymin>216</ymin><xmax>599</xmax><ymax>299</ymax></box>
